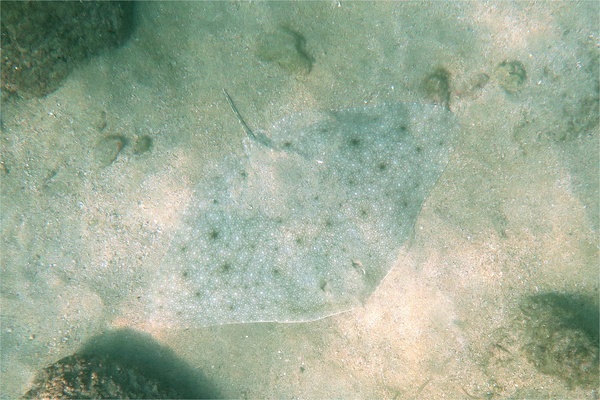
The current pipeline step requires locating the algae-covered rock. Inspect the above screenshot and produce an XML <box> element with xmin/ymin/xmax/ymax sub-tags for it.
<box><xmin>521</xmin><ymin>293</ymin><xmax>599</xmax><ymax>388</ymax></box>
<box><xmin>1</xmin><ymin>1</ymin><xmax>134</xmax><ymax>99</ymax></box>
<box><xmin>22</xmin><ymin>354</ymin><xmax>181</xmax><ymax>399</ymax></box>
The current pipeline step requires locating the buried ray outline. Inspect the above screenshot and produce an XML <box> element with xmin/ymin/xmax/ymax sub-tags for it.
<box><xmin>145</xmin><ymin>90</ymin><xmax>458</xmax><ymax>327</ymax></box>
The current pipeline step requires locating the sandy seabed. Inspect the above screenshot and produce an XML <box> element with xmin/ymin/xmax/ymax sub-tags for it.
<box><xmin>1</xmin><ymin>2</ymin><xmax>598</xmax><ymax>398</ymax></box>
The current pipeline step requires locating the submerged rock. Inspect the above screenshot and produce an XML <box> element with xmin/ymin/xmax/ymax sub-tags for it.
<box><xmin>1</xmin><ymin>1</ymin><xmax>134</xmax><ymax>99</ymax></box>
<box><xmin>521</xmin><ymin>292</ymin><xmax>599</xmax><ymax>388</ymax></box>
<box><xmin>22</xmin><ymin>354</ymin><xmax>181</xmax><ymax>399</ymax></box>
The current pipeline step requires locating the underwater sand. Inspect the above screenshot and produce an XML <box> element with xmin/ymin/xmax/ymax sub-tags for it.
<box><xmin>1</xmin><ymin>2</ymin><xmax>598</xmax><ymax>398</ymax></box>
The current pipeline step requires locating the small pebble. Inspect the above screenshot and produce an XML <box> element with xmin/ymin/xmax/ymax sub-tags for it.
<box><xmin>132</xmin><ymin>135</ymin><xmax>153</xmax><ymax>155</ymax></box>
<box><xmin>423</xmin><ymin>67</ymin><xmax>452</xmax><ymax>109</ymax></box>
<box><xmin>256</xmin><ymin>27</ymin><xmax>313</xmax><ymax>75</ymax></box>
<box><xmin>495</xmin><ymin>60</ymin><xmax>527</xmax><ymax>93</ymax></box>
<box><xmin>94</xmin><ymin>134</ymin><xmax>127</xmax><ymax>167</ymax></box>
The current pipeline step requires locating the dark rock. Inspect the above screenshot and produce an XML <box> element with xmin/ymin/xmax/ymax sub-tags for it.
<box><xmin>1</xmin><ymin>1</ymin><xmax>134</xmax><ymax>99</ymax></box>
<box><xmin>22</xmin><ymin>354</ymin><xmax>181</xmax><ymax>399</ymax></box>
<box><xmin>22</xmin><ymin>328</ymin><xmax>220</xmax><ymax>399</ymax></box>
<box><xmin>521</xmin><ymin>292</ymin><xmax>599</xmax><ymax>388</ymax></box>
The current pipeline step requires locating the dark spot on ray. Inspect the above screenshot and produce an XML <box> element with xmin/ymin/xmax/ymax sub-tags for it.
<box><xmin>220</xmin><ymin>262</ymin><xmax>231</xmax><ymax>273</ymax></box>
<box><xmin>212</xmin><ymin>199</ymin><xmax>219</xmax><ymax>205</ymax></box>
<box><xmin>349</xmin><ymin>137</ymin><xmax>361</xmax><ymax>147</ymax></box>
<box><xmin>317</xmin><ymin>126</ymin><xmax>329</xmax><ymax>135</ymax></box>
<box><xmin>295</xmin><ymin>236</ymin><xmax>304</xmax><ymax>245</ymax></box>
<box><xmin>208</xmin><ymin>229</ymin><xmax>219</xmax><ymax>240</ymax></box>
<box><xmin>360</xmin><ymin>208</ymin><xmax>368</xmax><ymax>217</ymax></box>
<box><xmin>272</xmin><ymin>268</ymin><xmax>281</xmax><ymax>277</ymax></box>
<box><xmin>377</xmin><ymin>162</ymin><xmax>388</xmax><ymax>171</ymax></box>
<box><xmin>182</xmin><ymin>270</ymin><xmax>189</xmax><ymax>278</ymax></box>
<box><xmin>283</xmin><ymin>141</ymin><xmax>292</xmax><ymax>148</ymax></box>
<box><xmin>194</xmin><ymin>291</ymin><xmax>201</xmax><ymax>297</ymax></box>
<box><xmin>415</xmin><ymin>146</ymin><xmax>423</xmax><ymax>153</ymax></box>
